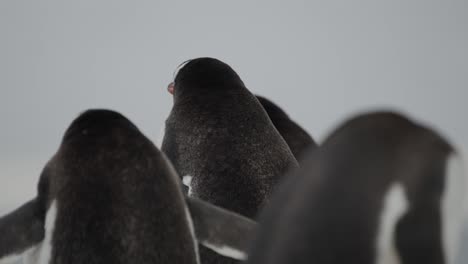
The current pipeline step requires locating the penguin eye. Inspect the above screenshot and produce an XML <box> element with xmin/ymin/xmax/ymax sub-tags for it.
<box><xmin>167</xmin><ymin>82</ymin><xmax>175</xmax><ymax>95</ymax></box>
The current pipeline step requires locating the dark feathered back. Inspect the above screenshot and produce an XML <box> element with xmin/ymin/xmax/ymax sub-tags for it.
<box><xmin>47</xmin><ymin>109</ymin><xmax>198</xmax><ymax>264</ymax></box>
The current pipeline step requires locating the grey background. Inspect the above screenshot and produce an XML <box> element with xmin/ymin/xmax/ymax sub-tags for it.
<box><xmin>0</xmin><ymin>0</ymin><xmax>467</xmax><ymax>260</ymax></box>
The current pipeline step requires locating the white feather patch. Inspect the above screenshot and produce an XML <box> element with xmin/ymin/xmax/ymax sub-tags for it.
<box><xmin>200</xmin><ymin>241</ymin><xmax>247</xmax><ymax>261</ymax></box>
<box><xmin>0</xmin><ymin>247</ymin><xmax>35</xmax><ymax>264</ymax></box>
<box><xmin>375</xmin><ymin>184</ymin><xmax>408</xmax><ymax>264</ymax></box>
<box><xmin>183</xmin><ymin>176</ymin><xmax>193</xmax><ymax>196</ymax></box>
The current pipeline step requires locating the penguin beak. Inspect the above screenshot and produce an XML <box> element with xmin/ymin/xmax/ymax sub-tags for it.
<box><xmin>168</xmin><ymin>82</ymin><xmax>175</xmax><ymax>95</ymax></box>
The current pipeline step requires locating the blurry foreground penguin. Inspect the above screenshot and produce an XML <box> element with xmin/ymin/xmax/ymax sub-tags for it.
<box><xmin>256</xmin><ymin>95</ymin><xmax>317</xmax><ymax>159</ymax></box>
<box><xmin>0</xmin><ymin>110</ymin><xmax>256</xmax><ymax>264</ymax></box>
<box><xmin>162</xmin><ymin>58</ymin><xmax>298</xmax><ymax>264</ymax></box>
<box><xmin>247</xmin><ymin>111</ymin><xmax>467</xmax><ymax>264</ymax></box>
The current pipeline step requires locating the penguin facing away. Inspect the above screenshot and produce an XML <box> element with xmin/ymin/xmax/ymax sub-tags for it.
<box><xmin>255</xmin><ymin>95</ymin><xmax>317</xmax><ymax>159</ymax></box>
<box><xmin>162</xmin><ymin>57</ymin><xmax>298</xmax><ymax>264</ymax></box>
<box><xmin>162</xmin><ymin>57</ymin><xmax>298</xmax><ymax>218</ymax></box>
<box><xmin>0</xmin><ymin>109</ymin><xmax>256</xmax><ymax>264</ymax></box>
<box><xmin>247</xmin><ymin>111</ymin><xmax>466</xmax><ymax>264</ymax></box>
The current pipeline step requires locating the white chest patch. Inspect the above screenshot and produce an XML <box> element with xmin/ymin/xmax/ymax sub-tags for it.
<box><xmin>442</xmin><ymin>154</ymin><xmax>466</xmax><ymax>264</ymax></box>
<box><xmin>0</xmin><ymin>200</ymin><xmax>58</xmax><ymax>264</ymax></box>
<box><xmin>183</xmin><ymin>175</ymin><xmax>194</xmax><ymax>196</ymax></box>
<box><xmin>375</xmin><ymin>184</ymin><xmax>408</xmax><ymax>264</ymax></box>
<box><xmin>185</xmin><ymin>206</ymin><xmax>200</xmax><ymax>264</ymax></box>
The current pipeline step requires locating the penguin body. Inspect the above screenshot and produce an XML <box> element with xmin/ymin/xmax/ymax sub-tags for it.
<box><xmin>4</xmin><ymin>110</ymin><xmax>199</xmax><ymax>264</ymax></box>
<box><xmin>162</xmin><ymin>58</ymin><xmax>298</xmax><ymax>218</ymax></box>
<box><xmin>247</xmin><ymin>112</ymin><xmax>466</xmax><ymax>264</ymax></box>
<box><xmin>162</xmin><ymin>58</ymin><xmax>298</xmax><ymax>264</ymax></box>
<box><xmin>256</xmin><ymin>95</ymin><xmax>317</xmax><ymax>159</ymax></box>
<box><xmin>47</xmin><ymin>110</ymin><xmax>199</xmax><ymax>264</ymax></box>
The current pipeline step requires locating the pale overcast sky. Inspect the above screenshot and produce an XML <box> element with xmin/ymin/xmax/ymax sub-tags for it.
<box><xmin>0</xmin><ymin>0</ymin><xmax>467</xmax><ymax>259</ymax></box>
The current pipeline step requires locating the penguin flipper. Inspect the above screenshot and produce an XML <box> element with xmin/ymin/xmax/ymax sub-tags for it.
<box><xmin>185</xmin><ymin>196</ymin><xmax>257</xmax><ymax>260</ymax></box>
<box><xmin>0</xmin><ymin>199</ymin><xmax>45</xmax><ymax>262</ymax></box>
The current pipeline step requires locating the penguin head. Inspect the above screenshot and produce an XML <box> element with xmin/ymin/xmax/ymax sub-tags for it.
<box><xmin>167</xmin><ymin>57</ymin><xmax>245</xmax><ymax>97</ymax></box>
<box><xmin>40</xmin><ymin>109</ymin><xmax>151</xmax><ymax>206</ymax></box>
<box><xmin>62</xmin><ymin>109</ymin><xmax>139</xmax><ymax>145</ymax></box>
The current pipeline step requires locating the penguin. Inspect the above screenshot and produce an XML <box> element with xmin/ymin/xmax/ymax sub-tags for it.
<box><xmin>0</xmin><ymin>109</ymin><xmax>256</xmax><ymax>264</ymax></box>
<box><xmin>255</xmin><ymin>95</ymin><xmax>317</xmax><ymax>159</ymax></box>
<box><xmin>163</xmin><ymin>58</ymin><xmax>298</xmax><ymax>217</ymax></box>
<box><xmin>247</xmin><ymin>111</ymin><xmax>467</xmax><ymax>264</ymax></box>
<box><xmin>162</xmin><ymin>57</ymin><xmax>299</xmax><ymax>263</ymax></box>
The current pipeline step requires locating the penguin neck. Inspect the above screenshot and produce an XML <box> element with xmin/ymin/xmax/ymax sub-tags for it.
<box><xmin>173</xmin><ymin>82</ymin><xmax>247</xmax><ymax>105</ymax></box>
<box><xmin>174</xmin><ymin>88</ymin><xmax>247</xmax><ymax>109</ymax></box>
